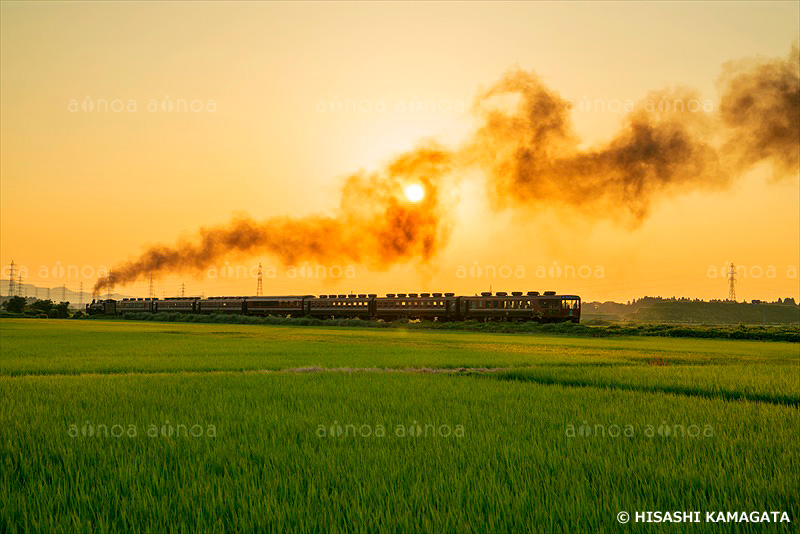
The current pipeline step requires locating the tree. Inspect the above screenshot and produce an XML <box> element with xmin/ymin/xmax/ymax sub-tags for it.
<box><xmin>3</xmin><ymin>296</ymin><xmax>26</xmax><ymax>313</ymax></box>
<box><xmin>54</xmin><ymin>302</ymin><xmax>70</xmax><ymax>318</ymax></box>
<box><xmin>30</xmin><ymin>299</ymin><xmax>55</xmax><ymax>312</ymax></box>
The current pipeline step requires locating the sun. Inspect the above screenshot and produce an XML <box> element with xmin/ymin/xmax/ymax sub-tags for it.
<box><xmin>404</xmin><ymin>183</ymin><xmax>425</xmax><ymax>203</ymax></box>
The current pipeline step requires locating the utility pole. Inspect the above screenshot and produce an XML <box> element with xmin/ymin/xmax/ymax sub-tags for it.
<box><xmin>7</xmin><ymin>260</ymin><xmax>15</xmax><ymax>297</ymax></box>
<box><xmin>256</xmin><ymin>263</ymin><xmax>263</xmax><ymax>296</ymax></box>
<box><xmin>728</xmin><ymin>262</ymin><xmax>737</xmax><ymax>302</ymax></box>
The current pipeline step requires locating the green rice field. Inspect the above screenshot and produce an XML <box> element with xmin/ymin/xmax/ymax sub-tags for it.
<box><xmin>1</xmin><ymin>318</ymin><xmax>798</xmax><ymax>532</ymax></box>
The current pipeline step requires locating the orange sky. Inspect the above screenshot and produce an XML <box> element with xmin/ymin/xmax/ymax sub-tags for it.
<box><xmin>1</xmin><ymin>1</ymin><xmax>798</xmax><ymax>302</ymax></box>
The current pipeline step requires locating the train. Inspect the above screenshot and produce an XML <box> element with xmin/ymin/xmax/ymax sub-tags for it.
<box><xmin>87</xmin><ymin>291</ymin><xmax>581</xmax><ymax>322</ymax></box>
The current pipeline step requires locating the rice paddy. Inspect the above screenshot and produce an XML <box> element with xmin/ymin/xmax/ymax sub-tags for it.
<box><xmin>1</xmin><ymin>318</ymin><xmax>798</xmax><ymax>532</ymax></box>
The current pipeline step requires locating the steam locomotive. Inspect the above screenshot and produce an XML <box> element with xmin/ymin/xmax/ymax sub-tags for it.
<box><xmin>87</xmin><ymin>291</ymin><xmax>580</xmax><ymax>322</ymax></box>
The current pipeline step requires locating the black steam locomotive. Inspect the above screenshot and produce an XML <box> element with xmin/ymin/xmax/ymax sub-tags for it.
<box><xmin>87</xmin><ymin>291</ymin><xmax>580</xmax><ymax>322</ymax></box>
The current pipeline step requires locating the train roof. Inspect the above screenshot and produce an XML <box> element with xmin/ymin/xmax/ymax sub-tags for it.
<box><xmin>108</xmin><ymin>292</ymin><xmax>581</xmax><ymax>301</ymax></box>
<box><xmin>246</xmin><ymin>295</ymin><xmax>314</xmax><ymax>299</ymax></box>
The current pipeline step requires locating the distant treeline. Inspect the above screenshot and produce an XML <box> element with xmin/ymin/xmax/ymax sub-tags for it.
<box><xmin>80</xmin><ymin>311</ymin><xmax>800</xmax><ymax>342</ymax></box>
<box><xmin>0</xmin><ymin>296</ymin><xmax>77</xmax><ymax>319</ymax></box>
<box><xmin>585</xmin><ymin>298</ymin><xmax>800</xmax><ymax>325</ymax></box>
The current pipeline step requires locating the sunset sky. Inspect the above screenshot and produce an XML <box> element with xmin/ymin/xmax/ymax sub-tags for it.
<box><xmin>1</xmin><ymin>1</ymin><xmax>798</xmax><ymax>302</ymax></box>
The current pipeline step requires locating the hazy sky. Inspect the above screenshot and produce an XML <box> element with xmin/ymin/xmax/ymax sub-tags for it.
<box><xmin>1</xmin><ymin>1</ymin><xmax>798</xmax><ymax>302</ymax></box>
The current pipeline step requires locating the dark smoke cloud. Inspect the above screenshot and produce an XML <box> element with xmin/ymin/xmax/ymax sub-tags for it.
<box><xmin>470</xmin><ymin>46</ymin><xmax>800</xmax><ymax>221</ymax></box>
<box><xmin>96</xmin><ymin>47</ymin><xmax>798</xmax><ymax>291</ymax></box>
<box><xmin>94</xmin><ymin>145</ymin><xmax>452</xmax><ymax>292</ymax></box>
<box><xmin>470</xmin><ymin>70</ymin><xmax>725</xmax><ymax>221</ymax></box>
<box><xmin>719</xmin><ymin>45</ymin><xmax>800</xmax><ymax>178</ymax></box>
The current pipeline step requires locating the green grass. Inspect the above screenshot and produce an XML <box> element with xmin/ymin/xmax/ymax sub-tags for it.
<box><xmin>88</xmin><ymin>311</ymin><xmax>800</xmax><ymax>341</ymax></box>
<box><xmin>2</xmin><ymin>319</ymin><xmax>797</xmax><ymax>376</ymax></box>
<box><xmin>1</xmin><ymin>318</ymin><xmax>798</xmax><ymax>532</ymax></box>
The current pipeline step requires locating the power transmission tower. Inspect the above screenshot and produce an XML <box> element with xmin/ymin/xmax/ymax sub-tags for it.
<box><xmin>79</xmin><ymin>282</ymin><xmax>83</xmax><ymax>309</ymax></box>
<box><xmin>107</xmin><ymin>270</ymin><xmax>113</xmax><ymax>300</ymax></box>
<box><xmin>61</xmin><ymin>284</ymin><xmax>66</xmax><ymax>302</ymax></box>
<box><xmin>47</xmin><ymin>287</ymin><xmax>51</xmax><ymax>300</ymax></box>
<box><xmin>18</xmin><ymin>273</ymin><xmax>23</xmax><ymax>297</ymax></box>
<box><xmin>7</xmin><ymin>260</ymin><xmax>15</xmax><ymax>297</ymax></box>
<box><xmin>180</xmin><ymin>283</ymin><xmax>186</xmax><ymax>297</ymax></box>
<box><xmin>256</xmin><ymin>263</ymin><xmax>263</xmax><ymax>296</ymax></box>
<box><xmin>728</xmin><ymin>262</ymin><xmax>737</xmax><ymax>301</ymax></box>
<box><xmin>149</xmin><ymin>273</ymin><xmax>155</xmax><ymax>299</ymax></box>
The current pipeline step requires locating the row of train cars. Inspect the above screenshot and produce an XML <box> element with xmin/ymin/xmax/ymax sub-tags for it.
<box><xmin>87</xmin><ymin>291</ymin><xmax>581</xmax><ymax>322</ymax></box>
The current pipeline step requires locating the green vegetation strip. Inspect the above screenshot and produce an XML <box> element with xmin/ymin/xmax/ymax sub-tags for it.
<box><xmin>77</xmin><ymin>311</ymin><xmax>800</xmax><ymax>341</ymax></box>
<box><xmin>2</xmin><ymin>319</ymin><xmax>797</xmax><ymax>378</ymax></box>
<box><xmin>495</xmin><ymin>364</ymin><xmax>800</xmax><ymax>407</ymax></box>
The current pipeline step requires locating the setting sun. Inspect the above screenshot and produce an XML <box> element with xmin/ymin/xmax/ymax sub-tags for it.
<box><xmin>404</xmin><ymin>183</ymin><xmax>425</xmax><ymax>203</ymax></box>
